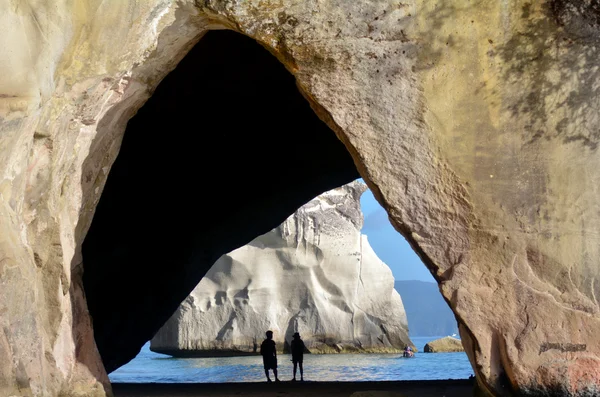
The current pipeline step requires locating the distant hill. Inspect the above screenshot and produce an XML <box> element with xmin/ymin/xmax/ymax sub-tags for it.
<box><xmin>395</xmin><ymin>280</ymin><xmax>459</xmax><ymax>337</ymax></box>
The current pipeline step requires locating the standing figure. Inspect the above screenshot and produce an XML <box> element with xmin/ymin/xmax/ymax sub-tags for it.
<box><xmin>260</xmin><ymin>330</ymin><xmax>280</xmax><ymax>382</ymax></box>
<box><xmin>290</xmin><ymin>332</ymin><xmax>305</xmax><ymax>381</ymax></box>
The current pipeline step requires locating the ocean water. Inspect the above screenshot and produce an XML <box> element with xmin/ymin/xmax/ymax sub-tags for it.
<box><xmin>109</xmin><ymin>336</ymin><xmax>474</xmax><ymax>383</ymax></box>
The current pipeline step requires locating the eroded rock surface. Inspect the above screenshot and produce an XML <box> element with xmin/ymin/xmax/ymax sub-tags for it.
<box><xmin>151</xmin><ymin>182</ymin><xmax>411</xmax><ymax>356</ymax></box>
<box><xmin>1</xmin><ymin>0</ymin><xmax>600</xmax><ymax>396</ymax></box>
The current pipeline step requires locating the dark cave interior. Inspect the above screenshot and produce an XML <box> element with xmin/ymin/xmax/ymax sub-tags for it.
<box><xmin>82</xmin><ymin>30</ymin><xmax>359</xmax><ymax>373</ymax></box>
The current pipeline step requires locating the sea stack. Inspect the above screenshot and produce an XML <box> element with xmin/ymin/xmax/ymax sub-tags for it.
<box><xmin>151</xmin><ymin>181</ymin><xmax>412</xmax><ymax>356</ymax></box>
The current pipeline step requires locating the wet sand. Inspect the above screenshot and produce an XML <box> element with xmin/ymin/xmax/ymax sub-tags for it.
<box><xmin>112</xmin><ymin>379</ymin><xmax>475</xmax><ymax>397</ymax></box>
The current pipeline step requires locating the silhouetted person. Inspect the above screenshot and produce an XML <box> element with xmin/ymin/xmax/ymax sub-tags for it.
<box><xmin>290</xmin><ymin>332</ymin><xmax>305</xmax><ymax>381</ymax></box>
<box><xmin>260</xmin><ymin>330</ymin><xmax>280</xmax><ymax>382</ymax></box>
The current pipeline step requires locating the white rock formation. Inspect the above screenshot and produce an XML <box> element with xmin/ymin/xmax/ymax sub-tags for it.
<box><xmin>151</xmin><ymin>181</ymin><xmax>412</xmax><ymax>355</ymax></box>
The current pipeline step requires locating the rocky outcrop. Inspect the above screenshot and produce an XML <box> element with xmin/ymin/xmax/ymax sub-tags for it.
<box><xmin>2</xmin><ymin>1</ymin><xmax>600</xmax><ymax>396</ymax></box>
<box><xmin>423</xmin><ymin>337</ymin><xmax>464</xmax><ymax>353</ymax></box>
<box><xmin>151</xmin><ymin>181</ymin><xmax>412</xmax><ymax>356</ymax></box>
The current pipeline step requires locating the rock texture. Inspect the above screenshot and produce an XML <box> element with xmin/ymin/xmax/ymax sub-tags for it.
<box><xmin>1</xmin><ymin>1</ymin><xmax>600</xmax><ymax>396</ymax></box>
<box><xmin>151</xmin><ymin>182</ymin><xmax>411</xmax><ymax>356</ymax></box>
<box><xmin>423</xmin><ymin>337</ymin><xmax>465</xmax><ymax>354</ymax></box>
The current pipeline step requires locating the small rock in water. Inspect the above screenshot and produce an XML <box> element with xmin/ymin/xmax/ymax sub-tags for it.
<box><xmin>423</xmin><ymin>337</ymin><xmax>464</xmax><ymax>353</ymax></box>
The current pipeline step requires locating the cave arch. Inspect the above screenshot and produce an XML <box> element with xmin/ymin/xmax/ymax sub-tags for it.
<box><xmin>68</xmin><ymin>14</ymin><xmax>506</xmax><ymax>397</ymax></box>
<box><xmin>4</xmin><ymin>2</ymin><xmax>598</xmax><ymax>396</ymax></box>
<box><xmin>82</xmin><ymin>29</ymin><xmax>361</xmax><ymax>373</ymax></box>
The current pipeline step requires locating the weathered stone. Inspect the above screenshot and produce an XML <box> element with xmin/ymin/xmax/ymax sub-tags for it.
<box><xmin>151</xmin><ymin>181</ymin><xmax>412</xmax><ymax>356</ymax></box>
<box><xmin>423</xmin><ymin>337</ymin><xmax>464</xmax><ymax>353</ymax></box>
<box><xmin>0</xmin><ymin>1</ymin><xmax>599</xmax><ymax>396</ymax></box>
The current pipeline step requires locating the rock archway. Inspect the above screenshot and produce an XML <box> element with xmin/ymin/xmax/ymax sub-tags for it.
<box><xmin>81</xmin><ymin>29</ymin><xmax>360</xmax><ymax>374</ymax></box>
<box><xmin>1</xmin><ymin>1</ymin><xmax>599</xmax><ymax>397</ymax></box>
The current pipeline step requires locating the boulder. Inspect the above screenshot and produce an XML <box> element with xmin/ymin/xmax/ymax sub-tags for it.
<box><xmin>423</xmin><ymin>337</ymin><xmax>465</xmax><ymax>353</ymax></box>
<box><xmin>151</xmin><ymin>181</ymin><xmax>413</xmax><ymax>356</ymax></box>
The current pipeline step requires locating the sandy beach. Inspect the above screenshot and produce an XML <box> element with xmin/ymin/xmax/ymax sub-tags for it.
<box><xmin>112</xmin><ymin>379</ymin><xmax>475</xmax><ymax>397</ymax></box>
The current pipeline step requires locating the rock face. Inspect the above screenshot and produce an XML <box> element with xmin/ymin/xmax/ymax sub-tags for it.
<box><xmin>151</xmin><ymin>182</ymin><xmax>412</xmax><ymax>356</ymax></box>
<box><xmin>423</xmin><ymin>337</ymin><xmax>464</xmax><ymax>353</ymax></box>
<box><xmin>1</xmin><ymin>1</ymin><xmax>600</xmax><ymax>396</ymax></box>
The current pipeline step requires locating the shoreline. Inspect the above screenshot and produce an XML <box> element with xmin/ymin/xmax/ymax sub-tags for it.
<box><xmin>149</xmin><ymin>348</ymin><xmax>410</xmax><ymax>358</ymax></box>
<box><xmin>112</xmin><ymin>379</ymin><xmax>475</xmax><ymax>397</ymax></box>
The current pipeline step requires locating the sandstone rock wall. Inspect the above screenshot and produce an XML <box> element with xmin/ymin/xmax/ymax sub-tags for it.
<box><xmin>1</xmin><ymin>1</ymin><xmax>600</xmax><ymax>396</ymax></box>
<box><xmin>151</xmin><ymin>181</ymin><xmax>412</xmax><ymax>355</ymax></box>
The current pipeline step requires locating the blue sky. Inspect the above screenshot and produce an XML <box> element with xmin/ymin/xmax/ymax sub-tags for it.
<box><xmin>358</xmin><ymin>181</ymin><xmax>435</xmax><ymax>283</ymax></box>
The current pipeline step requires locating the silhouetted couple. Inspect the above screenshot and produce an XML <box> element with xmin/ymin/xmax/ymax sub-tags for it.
<box><xmin>260</xmin><ymin>330</ymin><xmax>305</xmax><ymax>382</ymax></box>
